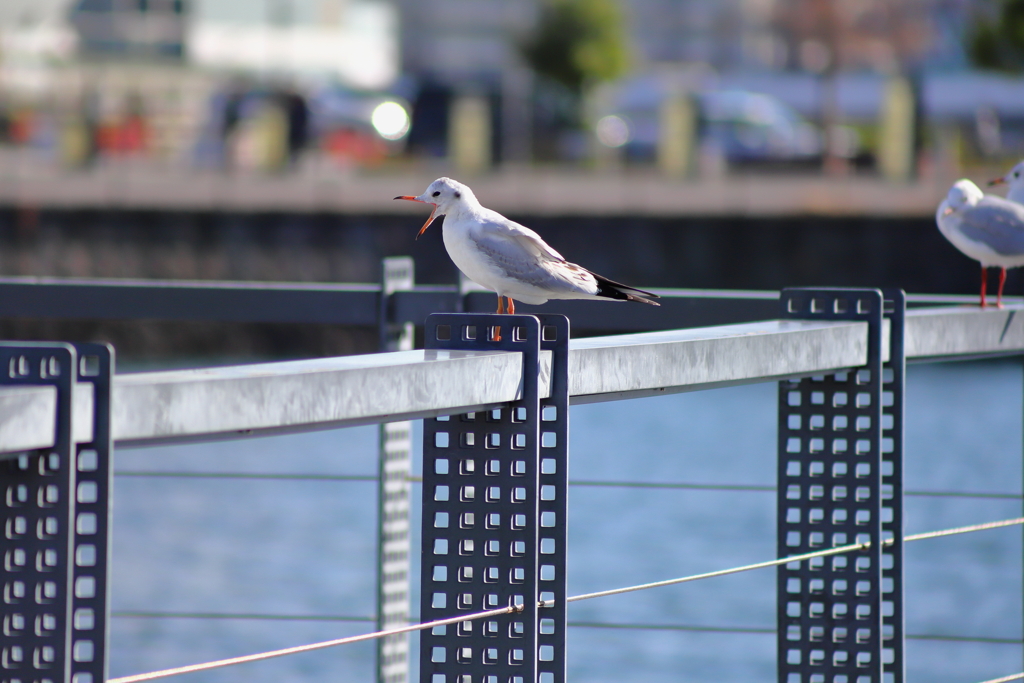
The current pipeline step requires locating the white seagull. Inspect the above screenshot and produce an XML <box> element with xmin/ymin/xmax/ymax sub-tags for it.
<box><xmin>936</xmin><ymin>178</ymin><xmax>1024</xmax><ymax>307</ymax></box>
<box><xmin>989</xmin><ymin>160</ymin><xmax>1024</xmax><ymax>204</ymax></box>
<box><xmin>395</xmin><ymin>177</ymin><xmax>660</xmax><ymax>314</ymax></box>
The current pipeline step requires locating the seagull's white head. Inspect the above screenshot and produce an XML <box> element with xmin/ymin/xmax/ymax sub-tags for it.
<box><xmin>941</xmin><ymin>179</ymin><xmax>983</xmax><ymax>216</ymax></box>
<box><xmin>989</xmin><ymin>160</ymin><xmax>1024</xmax><ymax>194</ymax></box>
<box><xmin>394</xmin><ymin>177</ymin><xmax>477</xmax><ymax>239</ymax></box>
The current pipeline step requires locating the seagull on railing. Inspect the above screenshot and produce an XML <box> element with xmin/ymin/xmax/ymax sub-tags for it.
<box><xmin>395</xmin><ymin>177</ymin><xmax>659</xmax><ymax>314</ymax></box>
<box><xmin>936</xmin><ymin>178</ymin><xmax>1024</xmax><ymax>307</ymax></box>
<box><xmin>988</xmin><ymin>160</ymin><xmax>1024</xmax><ymax>204</ymax></box>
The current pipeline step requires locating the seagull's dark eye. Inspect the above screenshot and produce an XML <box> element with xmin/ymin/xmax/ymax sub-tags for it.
<box><xmin>432</xmin><ymin>191</ymin><xmax>440</xmax><ymax>197</ymax></box>
<box><xmin>454</xmin><ymin>192</ymin><xmax>461</xmax><ymax>199</ymax></box>
<box><xmin>1015</xmin><ymin>172</ymin><xmax>1020</xmax><ymax>178</ymax></box>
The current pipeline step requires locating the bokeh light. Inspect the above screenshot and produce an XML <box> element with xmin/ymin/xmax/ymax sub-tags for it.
<box><xmin>371</xmin><ymin>101</ymin><xmax>411</xmax><ymax>140</ymax></box>
<box><xmin>595</xmin><ymin>115</ymin><xmax>631</xmax><ymax>148</ymax></box>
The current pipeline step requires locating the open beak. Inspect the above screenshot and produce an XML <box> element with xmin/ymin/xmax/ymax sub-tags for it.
<box><xmin>394</xmin><ymin>195</ymin><xmax>438</xmax><ymax>239</ymax></box>
<box><xmin>988</xmin><ymin>176</ymin><xmax>1007</xmax><ymax>187</ymax></box>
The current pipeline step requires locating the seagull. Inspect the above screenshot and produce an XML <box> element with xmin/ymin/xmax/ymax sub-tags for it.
<box><xmin>988</xmin><ymin>160</ymin><xmax>1024</xmax><ymax>204</ymax></box>
<box><xmin>394</xmin><ymin>177</ymin><xmax>660</xmax><ymax>314</ymax></box>
<box><xmin>936</xmin><ymin>178</ymin><xmax>1024</xmax><ymax>307</ymax></box>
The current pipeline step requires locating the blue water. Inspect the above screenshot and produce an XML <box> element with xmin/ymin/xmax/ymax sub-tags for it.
<box><xmin>108</xmin><ymin>360</ymin><xmax>1023</xmax><ymax>683</ymax></box>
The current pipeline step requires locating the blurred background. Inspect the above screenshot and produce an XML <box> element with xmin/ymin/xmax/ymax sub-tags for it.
<box><xmin>7</xmin><ymin>0</ymin><xmax>1024</xmax><ymax>358</ymax></box>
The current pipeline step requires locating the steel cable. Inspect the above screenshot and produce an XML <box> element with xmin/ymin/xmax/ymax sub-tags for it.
<box><xmin>114</xmin><ymin>470</ymin><xmax>1021</xmax><ymax>499</ymax></box>
<box><xmin>107</xmin><ymin>516</ymin><xmax>1024</xmax><ymax>683</ymax></box>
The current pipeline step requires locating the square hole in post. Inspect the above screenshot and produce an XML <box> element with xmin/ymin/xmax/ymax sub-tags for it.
<box><xmin>542</xmin><ymin>325</ymin><xmax>558</xmax><ymax>341</ymax></box>
<box><xmin>77</xmin><ymin>451</ymin><xmax>98</xmax><ymax>472</ymax></box>
<box><xmin>80</xmin><ymin>356</ymin><xmax>100</xmax><ymax>377</ymax></box>
<box><xmin>463</xmin><ymin>326</ymin><xmax>477</xmax><ymax>340</ymax></box>
<box><xmin>435</xmin><ymin>325</ymin><xmax>451</xmax><ymax>341</ymax></box>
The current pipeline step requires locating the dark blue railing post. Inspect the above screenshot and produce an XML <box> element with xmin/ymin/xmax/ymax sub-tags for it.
<box><xmin>777</xmin><ymin>288</ymin><xmax>905</xmax><ymax>683</ymax></box>
<box><xmin>419</xmin><ymin>313</ymin><xmax>569</xmax><ymax>683</ymax></box>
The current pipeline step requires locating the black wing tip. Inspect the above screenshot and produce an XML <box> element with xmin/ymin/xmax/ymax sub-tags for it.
<box><xmin>592</xmin><ymin>272</ymin><xmax>660</xmax><ymax>305</ymax></box>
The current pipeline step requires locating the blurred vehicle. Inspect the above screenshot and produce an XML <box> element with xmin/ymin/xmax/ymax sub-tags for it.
<box><xmin>603</xmin><ymin>86</ymin><xmax>824</xmax><ymax>167</ymax></box>
<box><xmin>197</xmin><ymin>83</ymin><xmax>411</xmax><ymax>170</ymax></box>
<box><xmin>311</xmin><ymin>88</ymin><xmax>412</xmax><ymax>166</ymax></box>
<box><xmin>696</xmin><ymin>90</ymin><xmax>822</xmax><ymax>165</ymax></box>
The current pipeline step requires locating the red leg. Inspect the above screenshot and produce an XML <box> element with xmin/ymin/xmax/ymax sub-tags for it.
<box><xmin>980</xmin><ymin>265</ymin><xmax>988</xmax><ymax>308</ymax></box>
<box><xmin>507</xmin><ymin>298</ymin><xmax>515</xmax><ymax>315</ymax></box>
<box><xmin>998</xmin><ymin>267</ymin><xmax>1007</xmax><ymax>308</ymax></box>
<box><xmin>496</xmin><ymin>296</ymin><xmax>505</xmax><ymax>314</ymax></box>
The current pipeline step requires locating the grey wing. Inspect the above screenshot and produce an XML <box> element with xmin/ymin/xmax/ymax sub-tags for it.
<box><xmin>959</xmin><ymin>198</ymin><xmax>1024</xmax><ymax>255</ymax></box>
<box><xmin>472</xmin><ymin>225</ymin><xmax>597</xmax><ymax>294</ymax></box>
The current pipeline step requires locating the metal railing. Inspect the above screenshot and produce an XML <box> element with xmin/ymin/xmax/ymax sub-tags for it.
<box><xmin>1</xmin><ymin>262</ymin><xmax>1023</xmax><ymax>683</ymax></box>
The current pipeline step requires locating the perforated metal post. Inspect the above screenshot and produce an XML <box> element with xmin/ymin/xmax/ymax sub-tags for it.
<box><xmin>1</xmin><ymin>342</ymin><xmax>77</xmax><ymax>683</ymax></box>
<box><xmin>378</xmin><ymin>257</ymin><xmax>416</xmax><ymax>683</ymax></box>
<box><xmin>777</xmin><ymin>288</ymin><xmax>905</xmax><ymax>683</ymax></box>
<box><xmin>70</xmin><ymin>343</ymin><xmax>114</xmax><ymax>683</ymax></box>
<box><xmin>420</xmin><ymin>313</ymin><xmax>569</xmax><ymax>683</ymax></box>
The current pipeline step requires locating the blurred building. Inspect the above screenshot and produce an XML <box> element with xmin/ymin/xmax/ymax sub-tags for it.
<box><xmin>189</xmin><ymin>0</ymin><xmax>398</xmax><ymax>90</ymax></box>
<box><xmin>771</xmin><ymin>0</ymin><xmax>962</xmax><ymax>74</ymax></box>
<box><xmin>0</xmin><ymin>0</ymin><xmax>403</xmax><ymax>167</ymax></box>
<box><xmin>396</xmin><ymin>0</ymin><xmax>970</xmax><ymax>82</ymax></box>
<box><xmin>71</xmin><ymin>0</ymin><xmax>188</xmax><ymax>60</ymax></box>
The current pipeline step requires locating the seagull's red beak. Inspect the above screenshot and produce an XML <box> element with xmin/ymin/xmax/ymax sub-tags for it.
<box><xmin>988</xmin><ymin>176</ymin><xmax>1007</xmax><ymax>187</ymax></box>
<box><xmin>394</xmin><ymin>195</ymin><xmax>439</xmax><ymax>239</ymax></box>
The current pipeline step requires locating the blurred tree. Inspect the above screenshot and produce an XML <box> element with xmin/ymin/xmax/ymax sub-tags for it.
<box><xmin>967</xmin><ymin>0</ymin><xmax>1024</xmax><ymax>71</ymax></box>
<box><xmin>520</xmin><ymin>0</ymin><xmax>629</xmax><ymax>97</ymax></box>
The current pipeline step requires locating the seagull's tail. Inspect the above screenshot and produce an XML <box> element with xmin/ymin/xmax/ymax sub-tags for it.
<box><xmin>593</xmin><ymin>274</ymin><xmax>661</xmax><ymax>306</ymax></box>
